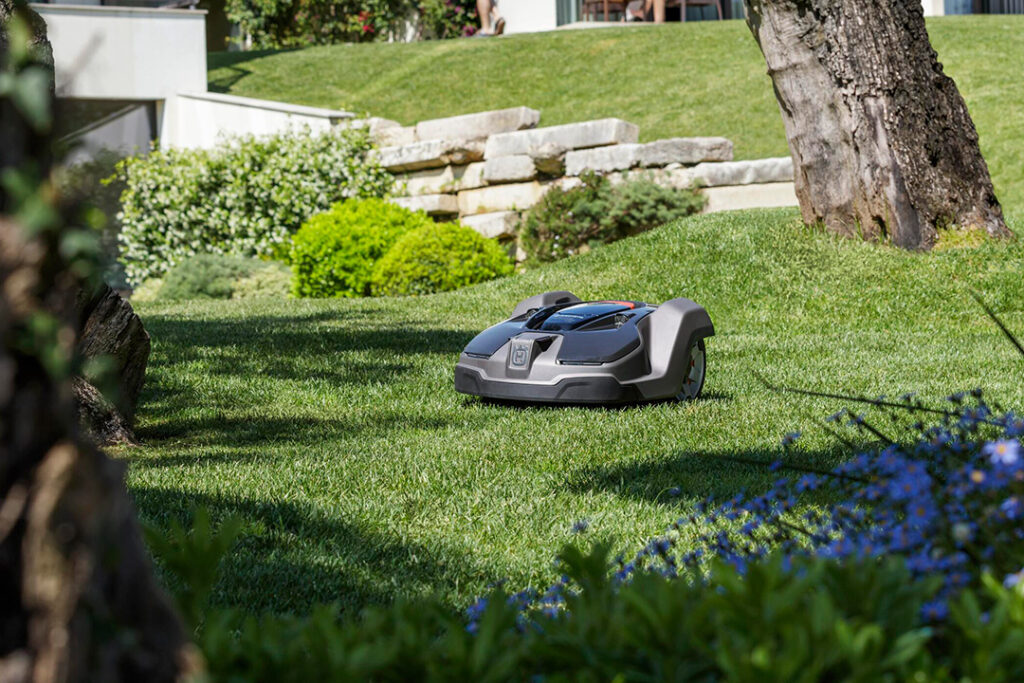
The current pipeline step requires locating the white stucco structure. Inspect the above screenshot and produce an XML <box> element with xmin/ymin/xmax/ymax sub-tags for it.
<box><xmin>922</xmin><ymin>0</ymin><xmax>946</xmax><ymax>15</ymax></box>
<box><xmin>35</xmin><ymin>4</ymin><xmax>208</xmax><ymax>100</ymax></box>
<box><xmin>500</xmin><ymin>0</ymin><xmax>559</xmax><ymax>34</ymax></box>
<box><xmin>161</xmin><ymin>91</ymin><xmax>355</xmax><ymax>149</ymax></box>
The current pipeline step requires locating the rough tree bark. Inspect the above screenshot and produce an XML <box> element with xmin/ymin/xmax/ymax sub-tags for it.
<box><xmin>1</xmin><ymin>3</ymin><xmax>196</xmax><ymax>680</ymax></box>
<box><xmin>74</xmin><ymin>284</ymin><xmax>151</xmax><ymax>445</ymax></box>
<box><xmin>743</xmin><ymin>0</ymin><xmax>1011</xmax><ymax>249</ymax></box>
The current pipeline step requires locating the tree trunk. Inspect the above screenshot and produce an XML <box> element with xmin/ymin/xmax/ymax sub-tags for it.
<box><xmin>2</xmin><ymin>4</ymin><xmax>197</xmax><ymax>680</ymax></box>
<box><xmin>743</xmin><ymin>0</ymin><xmax>1010</xmax><ymax>249</ymax></box>
<box><xmin>75</xmin><ymin>283</ymin><xmax>151</xmax><ymax>444</ymax></box>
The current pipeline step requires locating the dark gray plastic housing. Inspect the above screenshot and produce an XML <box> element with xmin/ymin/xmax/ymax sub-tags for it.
<box><xmin>454</xmin><ymin>291</ymin><xmax>714</xmax><ymax>404</ymax></box>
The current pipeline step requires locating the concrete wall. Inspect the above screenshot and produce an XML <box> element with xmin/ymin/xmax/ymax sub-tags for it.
<box><xmin>63</xmin><ymin>102</ymin><xmax>157</xmax><ymax>165</ymax></box>
<box><xmin>161</xmin><ymin>91</ymin><xmax>356</xmax><ymax>149</ymax></box>
<box><xmin>501</xmin><ymin>0</ymin><xmax>559</xmax><ymax>34</ymax></box>
<box><xmin>33</xmin><ymin>4</ymin><xmax>207</xmax><ymax>100</ymax></box>
<box><xmin>922</xmin><ymin>0</ymin><xmax>946</xmax><ymax>15</ymax></box>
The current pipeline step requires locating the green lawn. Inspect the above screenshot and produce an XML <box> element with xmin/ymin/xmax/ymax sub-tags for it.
<box><xmin>126</xmin><ymin>209</ymin><xmax>1024</xmax><ymax>616</ymax></box>
<box><xmin>208</xmin><ymin>17</ymin><xmax>1024</xmax><ymax>209</ymax></box>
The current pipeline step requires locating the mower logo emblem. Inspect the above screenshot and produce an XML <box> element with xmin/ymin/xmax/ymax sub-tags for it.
<box><xmin>510</xmin><ymin>342</ymin><xmax>530</xmax><ymax>368</ymax></box>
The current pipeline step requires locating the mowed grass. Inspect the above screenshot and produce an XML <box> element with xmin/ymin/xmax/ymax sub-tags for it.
<box><xmin>208</xmin><ymin>16</ymin><xmax>1024</xmax><ymax>207</ymax></box>
<box><xmin>125</xmin><ymin>209</ymin><xmax>1024</xmax><ymax>616</ymax></box>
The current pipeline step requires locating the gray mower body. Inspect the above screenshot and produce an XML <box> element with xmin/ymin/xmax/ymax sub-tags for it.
<box><xmin>454</xmin><ymin>291</ymin><xmax>714</xmax><ymax>405</ymax></box>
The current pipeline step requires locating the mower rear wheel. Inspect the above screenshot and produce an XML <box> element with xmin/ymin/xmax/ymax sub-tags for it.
<box><xmin>675</xmin><ymin>338</ymin><xmax>706</xmax><ymax>402</ymax></box>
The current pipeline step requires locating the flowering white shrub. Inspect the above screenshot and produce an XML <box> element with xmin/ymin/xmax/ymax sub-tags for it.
<box><xmin>115</xmin><ymin>127</ymin><xmax>393</xmax><ymax>284</ymax></box>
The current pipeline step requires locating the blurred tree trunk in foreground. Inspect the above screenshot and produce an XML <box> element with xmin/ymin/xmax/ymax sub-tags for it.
<box><xmin>743</xmin><ymin>0</ymin><xmax>1011</xmax><ymax>249</ymax></box>
<box><xmin>1</xmin><ymin>2</ymin><xmax>195</xmax><ymax>680</ymax></box>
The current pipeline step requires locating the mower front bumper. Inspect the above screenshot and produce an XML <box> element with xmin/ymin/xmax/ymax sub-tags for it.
<box><xmin>454</xmin><ymin>365</ymin><xmax>642</xmax><ymax>405</ymax></box>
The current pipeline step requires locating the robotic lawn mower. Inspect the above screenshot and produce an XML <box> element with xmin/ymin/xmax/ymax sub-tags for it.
<box><xmin>454</xmin><ymin>291</ymin><xmax>714</xmax><ymax>405</ymax></box>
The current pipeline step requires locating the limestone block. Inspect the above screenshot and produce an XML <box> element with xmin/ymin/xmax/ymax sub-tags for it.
<box><xmin>701</xmin><ymin>182</ymin><xmax>798</xmax><ymax>213</ymax></box>
<box><xmin>638</xmin><ymin>137</ymin><xmax>734</xmax><ymax>167</ymax></box>
<box><xmin>565</xmin><ymin>144</ymin><xmax>642</xmax><ymax>176</ymax></box>
<box><xmin>484</xmin><ymin>155</ymin><xmax>537</xmax><ymax>183</ymax></box>
<box><xmin>376</xmin><ymin>125</ymin><xmax>417</xmax><ymax>147</ymax></box>
<box><xmin>690</xmin><ymin>157</ymin><xmax>794</xmax><ymax>187</ymax></box>
<box><xmin>453</xmin><ymin>162</ymin><xmax>487</xmax><ymax>191</ymax></box>
<box><xmin>484</xmin><ymin>119</ymin><xmax>639</xmax><ymax>159</ymax></box>
<box><xmin>644</xmin><ymin>166</ymin><xmax>695</xmax><ymax>190</ymax></box>
<box><xmin>457</xmin><ymin>181</ymin><xmax>547</xmax><ymax>215</ymax></box>
<box><xmin>396</xmin><ymin>166</ymin><xmax>455</xmax><ymax>196</ymax></box>
<box><xmin>378</xmin><ymin>139</ymin><xmax>485</xmax><ymax>172</ymax></box>
<box><xmin>528</xmin><ymin>142</ymin><xmax>568</xmax><ymax>176</ymax></box>
<box><xmin>461</xmin><ymin>211</ymin><xmax>522</xmax><ymax>239</ymax></box>
<box><xmin>415</xmin><ymin>106</ymin><xmax>540</xmax><ymax>142</ymax></box>
<box><xmin>389</xmin><ymin>194</ymin><xmax>459</xmax><ymax>216</ymax></box>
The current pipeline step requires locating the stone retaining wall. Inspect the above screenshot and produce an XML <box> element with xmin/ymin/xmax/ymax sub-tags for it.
<box><xmin>350</xmin><ymin>107</ymin><xmax>796</xmax><ymax>259</ymax></box>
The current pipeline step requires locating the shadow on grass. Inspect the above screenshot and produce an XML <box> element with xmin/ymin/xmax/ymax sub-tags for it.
<box><xmin>134</xmin><ymin>411</ymin><xmax>460</xmax><ymax>448</ymax></box>
<box><xmin>135</xmin><ymin>486</ymin><xmax>498</xmax><ymax>616</ymax></box>
<box><xmin>143</xmin><ymin>309</ymin><xmax>475</xmax><ymax>359</ymax></box>
<box><xmin>564</xmin><ymin>445</ymin><xmax>863</xmax><ymax>507</ymax></box>
<box><xmin>463</xmin><ymin>391</ymin><xmax>734</xmax><ymax>412</ymax></box>
<box><xmin>207</xmin><ymin>48</ymin><xmax>300</xmax><ymax>93</ymax></box>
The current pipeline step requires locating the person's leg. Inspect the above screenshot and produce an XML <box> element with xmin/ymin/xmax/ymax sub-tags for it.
<box><xmin>477</xmin><ymin>0</ymin><xmax>493</xmax><ymax>33</ymax></box>
<box><xmin>653</xmin><ymin>0</ymin><xmax>665</xmax><ymax>22</ymax></box>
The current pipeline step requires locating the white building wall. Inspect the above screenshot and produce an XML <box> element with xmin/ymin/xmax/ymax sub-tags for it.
<box><xmin>33</xmin><ymin>4</ymin><xmax>207</xmax><ymax>100</ymax></box>
<box><xmin>922</xmin><ymin>0</ymin><xmax>946</xmax><ymax>15</ymax></box>
<box><xmin>161</xmin><ymin>91</ymin><xmax>355</xmax><ymax>149</ymax></box>
<box><xmin>500</xmin><ymin>0</ymin><xmax>559</xmax><ymax>34</ymax></box>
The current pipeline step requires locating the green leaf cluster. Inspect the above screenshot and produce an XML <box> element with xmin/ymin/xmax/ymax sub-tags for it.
<box><xmin>115</xmin><ymin>127</ymin><xmax>392</xmax><ymax>285</ymax></box>
<box><xmin>289</xmin><ymin>198</ymin><xmax>433</xmax><ymax>298</ymax></box>
<box><xmin>520</xmin><ymin>171</ymin><xmax>706</xmax><ymax>263</ymax></box>
<box><xmin>369</xmin><ymin>221</ymin><xmax>513</xmax><ymax>297</ymax></box>
<box><xmin>225</xmin><ymin>0</ymin><xmax>416</xmax><ymax>49</ymax></box>
<box><xmin>153</xmin><ymin>253</ymin><xmax>290</xmax><ymax>301</ymax></box>
<box><xmin>147</xmin><ymin>517</ymin><xmax>1024</xmax><ymax>682</ymax></box>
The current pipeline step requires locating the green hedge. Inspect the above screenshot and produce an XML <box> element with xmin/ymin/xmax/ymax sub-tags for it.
<box><xmin>370</xmin><ymin>222</ymin><xmax>513</xmax><ymax>296</ymax></box>
<box><xmin>289</xmin><ymin>199</ymin><xmax>433</xmax><ymax>298</ymax></box>
<box><xmin>116</xmin><ymin>128</ymin><xmax>392</xmax><ymax>285</ymax></box>
<box><xmin>520</xmin><ymin>171</ymin><xmax>706</xmax><ymax>262</ymax></box>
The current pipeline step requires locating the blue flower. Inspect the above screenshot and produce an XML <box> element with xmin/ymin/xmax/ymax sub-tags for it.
<box><xmin>921</xmin><ymin>600</ymin><xmax>949</xmax><ymax>622</ymax></box>
<box><xmin>983</xmin><ymin>439</ymin><xmax>1021</xmax><ymax>466</ymax></box>
<box><xmin>781</xmin><ymin>432</ymin><xmax>802</xmax><ymax>447</ymax></box>
<box><xmin>571</xmin><ymin>519</ymin><xmax>589</xmax><ymax>534</ymax></box>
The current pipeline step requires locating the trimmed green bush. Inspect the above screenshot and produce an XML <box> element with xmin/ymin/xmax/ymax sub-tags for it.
<box><xmin>290</xmin><ymin>199</ymin><xmax>433</xmax><ymax>298</ymax></box>
<box><xmin>116</xmin><ymin>127</ymin><xmax>392</xmax><ymax>285</ymax></box>
<box><xmin>520</xmin><ymin>171</ymin><xmax>705</xmax><ymax>262</ymax></box>
<box><xmin>157</xmin><ymin>254</ymin><xmax>290</xmax><ymax>300</ymax></box>
<box><xmin>370</xmin><ymin>222</ymin><xmax>513</xmax><ymax>297</ymax></box>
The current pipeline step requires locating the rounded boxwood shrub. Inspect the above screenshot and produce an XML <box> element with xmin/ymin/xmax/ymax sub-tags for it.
<box><xmin>520</xmin><ymin>171</ymin><xmax>706</xmax><ymax>263</ymax></box>
<box><xmin>156</xmin><ymin>253</ymin><xmax>290</xmax><ymax>300</ymax></box>
<box><xmin>290</xmin><ymin>199</ymin><xmax>434</xmax><ymax>298</ymax></box>
<box><xmin>370</xmin><ymin>222</ymin><xmax>513</xmax><ymax>297</ymax></box>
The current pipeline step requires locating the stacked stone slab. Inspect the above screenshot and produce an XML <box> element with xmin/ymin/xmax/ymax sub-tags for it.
<box><xmin>357</xmin><ymin>107</ymin><xmax>796</xmax><ymax>260</ymax></box>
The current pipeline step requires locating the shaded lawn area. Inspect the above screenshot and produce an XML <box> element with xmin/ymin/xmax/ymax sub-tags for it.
<box><xmin>124</xmin><ymin>209</ymin><xmax>1024</xmax><ymax>616</ymax></box>
<box><xmin>207</xmin><ymin>17</ymin><xmax>1024</xmax><ymax>208</ymax></box>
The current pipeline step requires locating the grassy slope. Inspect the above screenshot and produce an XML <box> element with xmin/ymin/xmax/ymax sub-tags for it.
<box><xmin>208</xmin><ymin>17</ymin><xmax>1024</xmax><ymax>209</ymax></box>
<box><xmin>127</xmin><ymin>210</ymin><xmax>1024</xmax><ymax>615</ymax></box>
